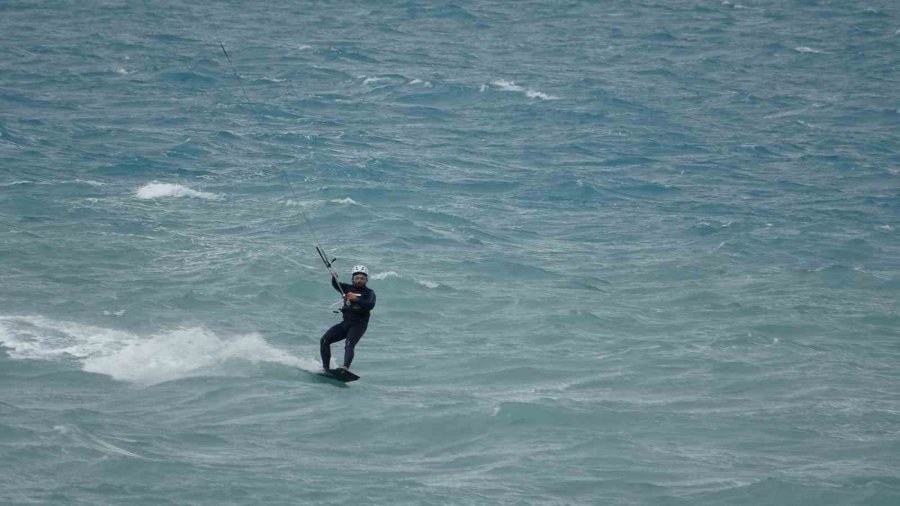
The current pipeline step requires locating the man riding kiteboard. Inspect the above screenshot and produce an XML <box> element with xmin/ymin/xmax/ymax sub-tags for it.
<box><xmin>320</xmin><ymin>265</ymin><xmax>376</xmax><ymax>372</ymax></box>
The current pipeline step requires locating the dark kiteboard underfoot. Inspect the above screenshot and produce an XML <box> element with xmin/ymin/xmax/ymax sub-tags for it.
<box><xmin>316</xmin><ymin>368</ymin><xmax>360</xmax><ymax>383</ymax></box>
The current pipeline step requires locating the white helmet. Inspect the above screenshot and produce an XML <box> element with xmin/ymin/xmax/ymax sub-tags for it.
<box><xmin>351</xmin><ymin>265</ymin><xmax>369</xmax><ymax>277</ymax></box>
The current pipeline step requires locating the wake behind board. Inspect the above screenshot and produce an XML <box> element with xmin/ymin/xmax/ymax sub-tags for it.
<box><xmin>317</xmin><ymin>368</ymin><xmax>360</xmax><ymax>383</ymax></box>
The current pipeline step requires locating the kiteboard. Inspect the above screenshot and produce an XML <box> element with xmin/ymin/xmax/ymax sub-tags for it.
<box><xmin>317</xmin><ymin>368</ymin><xmax>360</xmax><ymax>383</ymax></box>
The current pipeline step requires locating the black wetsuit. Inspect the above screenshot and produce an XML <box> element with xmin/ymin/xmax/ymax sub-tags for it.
<box><xmin>320</xmin><ymin>277</ymin><xmax>376</xmax><ymax>369</ymax></box>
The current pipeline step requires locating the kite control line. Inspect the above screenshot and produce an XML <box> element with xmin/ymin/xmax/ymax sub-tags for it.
<box><xmin>216</xmin><ymin>39</ymin><xmax>346</xmax><ymax>310</ymax></box>
<box><xmin>216</xmin><ymin>37</ymin><xmax>256</xmax><ymax>115</ymax></box>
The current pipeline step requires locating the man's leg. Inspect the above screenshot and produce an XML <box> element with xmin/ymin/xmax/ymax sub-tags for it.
<box><xmin>341</xmin><ymin>322</ymin><xmax>368</xmax><ymax>369</ymax></box>
<box><xmin>320</xmin><ymin>322</ymin><xmax>348</xmax><ymax>370</ymax></box>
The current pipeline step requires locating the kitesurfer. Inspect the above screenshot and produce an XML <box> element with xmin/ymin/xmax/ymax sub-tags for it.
<box><xmin>320</xmin><ymin>265</ymin><xmax>375</xmax><ymax>371</ymax></box>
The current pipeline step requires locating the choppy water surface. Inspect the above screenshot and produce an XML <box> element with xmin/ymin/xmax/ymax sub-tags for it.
<box><xmin>2</xmin><ymin>1</ymin><xmax>899</xmax><ymax>504</ymax></box>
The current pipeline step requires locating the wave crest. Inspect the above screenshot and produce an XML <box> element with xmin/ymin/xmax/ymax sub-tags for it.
<box><xmin>135</xmin><ymin>182</ymin><xmax>219</xmax><ymax>200</ymax></box>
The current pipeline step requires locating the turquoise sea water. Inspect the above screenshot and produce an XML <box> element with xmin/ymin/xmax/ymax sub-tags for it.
<box><xmin>2</xmin><ymin>1</ymin><xmax>899</xmax><ymax>504</ymax></box>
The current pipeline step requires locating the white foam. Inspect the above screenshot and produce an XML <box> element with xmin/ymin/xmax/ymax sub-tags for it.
<box><xmin>491</xmin><ymin>79</ymin><xmax>558</xmax><ymax>100</ymax></box>
<box><xmin>409</xmin><ymin>79</ymin><xmax>432</xmax><ymax>87</ymax></box>
<box><xmin>416</xmin><ymin>279</ymin><xmax>440</xmax><ymax>289</ymax></box>
<box><xmin>362</xmin><ymin>76</ymin><xmax>390</xmax><ymax>85</ymax></box>
<box><xmin>0</xmin><ymin>315</ymin><xmax>316</xmax><ymax>386</ymax></box>
<box><xmin>283</xmin><ymin>198</ymin><xmax>311</xmax><ymax>208</ymax></box>
<box><xmin>284</xmin><ymin>195</ymin><xmax>361</xmax><ymax>209</ymax></box>
<box><xmin>135</xmin><ymin>182</ymin><xmax>219</xmax><ymax>200</ymax></box>
<box><xmin>75</xmin><ymin>179</ymin><xmax>105</xmax><ymax>187</ymax></box>
<box><xmin>794</xmin><ymin>46</ymin><xmax>824</xmax><ymax>54</ymax></box>
<box><xmin>88</xmin><ymin>434</ymin><xmax>144</xmax><ymax>458</ymax></box>
<box><xmin>82</xmin><ymin>328</ymin><xmax>309</xmax><ymax>385</ymax></box>
<box><xmin>0</xmin><ymin>316</ymin><xmax>133</xmax><ymax>361</ymax></box>
<box><xmin>369</xmin><ymin>271</ymin><xmax>439</xmax><ymax>288</ymax></box>
<box><xmin>370</xmin><ymin>271</ymin><xmax>400</xmax><ymax>280</ymax></box>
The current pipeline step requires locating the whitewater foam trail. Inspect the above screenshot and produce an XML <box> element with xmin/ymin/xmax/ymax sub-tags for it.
<box><xmin>0</xmin><ymin>316</ymin><xmax>315</xmax><ymax>385</ymax></box>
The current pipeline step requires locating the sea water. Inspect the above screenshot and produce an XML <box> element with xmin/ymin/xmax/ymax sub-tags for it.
<box><xmin>1</xmin><ymin>1</ymin><xmax>899</xmax><ymax>504</ymax></box>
